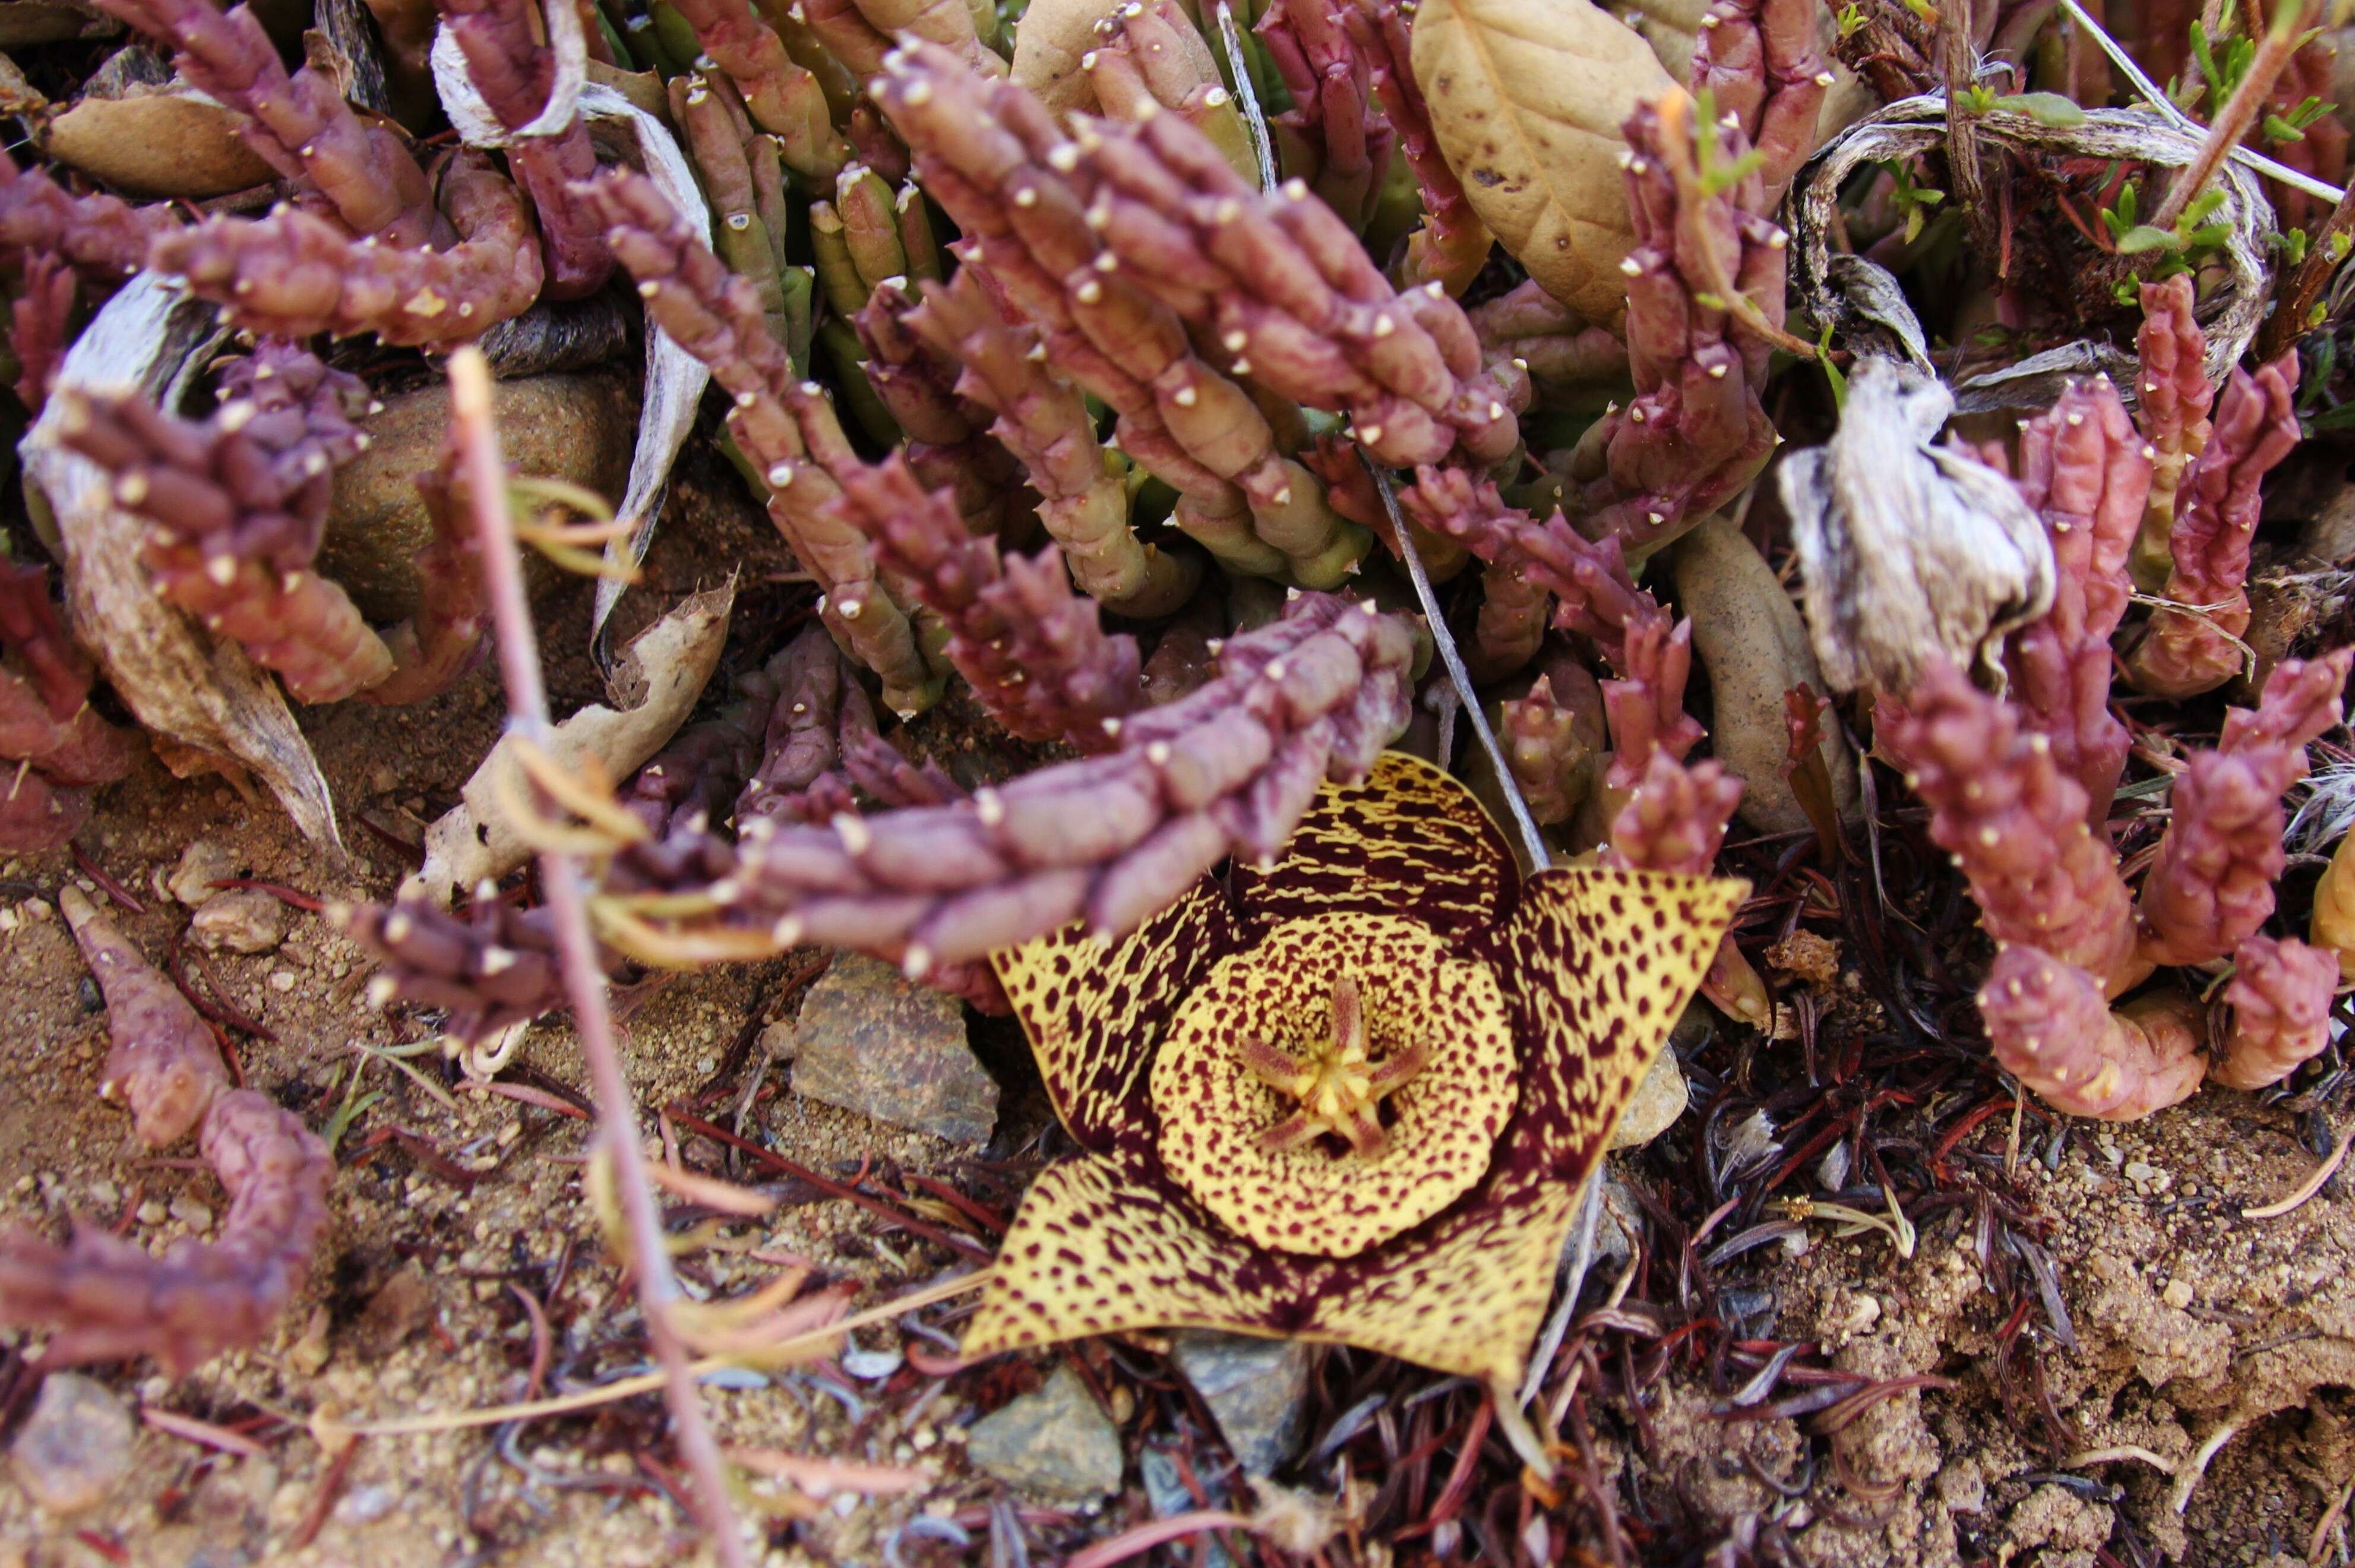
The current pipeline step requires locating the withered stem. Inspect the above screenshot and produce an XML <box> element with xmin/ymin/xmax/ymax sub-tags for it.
<box><xmin>1939</xmin><ymin>11</ymin><xmax>2001</xmax><ymax>271</ymax></box>
<box><xmin>448</xmin><ymin>348</ymin><xmax>749</xmax><ymax>1568</ymax></box>
<box><xmin>2053</xmin><ymin>0</ymin><xmax>2341</xmax><ymax>201</ymax></box>
<box><xmin>2152</xmin><ymin>0</ymin><xmax>2308</xmax><ymax>229</ymax></box>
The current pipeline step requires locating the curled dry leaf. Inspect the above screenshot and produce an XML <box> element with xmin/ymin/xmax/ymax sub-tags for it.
<box><xmin>412</xmin><ymin>580</ymin><xmax>735</xmax><ymax>902</ymax></box>
<box><xmin>1670</xmin><ymin>513</ymin><xmax>1856</xmax><ymax>833</ymax></box>
<box><xmin>432</xmin><ymin>10</ymin><xmax>715</xmax><ymax>647</ymax></box>
<box><xmin>1411</xmin><ymin>0</ymin><xmax>1673</xmax><ymax>324</ymax></box>
<box><xmin>1779</xmin><ymin>356</ymin><xmax>2053</xmax><ymax>697</ymax></box>
<box><xmin>21</xmin><ymin>274</ymin><xmax>342</xmax><ymax>849</ymax></box>
<box><xmin>1788</xmin><ymin>96</ymin><xmax>2272</xmax><ymax>389</ymax></box>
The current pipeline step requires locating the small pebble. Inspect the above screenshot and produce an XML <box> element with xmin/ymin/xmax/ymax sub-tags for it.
<box><xmin>169</xmin><ymin>1196</ymin><xmax>213</xmax><ymax>1232</ymax></box>
<box><xmin>190</xmin><ymin>889</ymin><xmax>289</xmax><ymax>956</ymax></box>
<box><xmin>162</xmin><ymin>840</ymin><xmax>238</xmax><ymax>908</ymax></box>
<box><xmin>10</xmin><ymin>1373</ymin><xmax>133</xmax><ymax>1515</ymax></box>
<box><xmin>135</xmin><ymin>1200</ymin><xmax>166</xmax><ymax>1226</ymax></box>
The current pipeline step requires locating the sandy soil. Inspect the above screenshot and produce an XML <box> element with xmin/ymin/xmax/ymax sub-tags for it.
<box><xmin>1</xmin><ymin>466</ymin><xmax>2352</xmax><ymax>1568</ymax></box>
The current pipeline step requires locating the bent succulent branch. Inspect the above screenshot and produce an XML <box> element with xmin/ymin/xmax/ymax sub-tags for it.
<box><xmin>581</xmin><ymin>168</ymin><xmax>937</xmax><ymax>712</ymax></box>
<box><xmin>0</xmin><ymin>887</ymin><xmax>330</xmax><ymax>1373</ymax></box>
<box><xmin>97</xmin><ymin>0</ymin><xmax>446</xmax><ymax>246</ymax></box>
<box><xmin>54</xmin><ymin>346</ymin><xmax>400</xmax><ymax>704</ymax></box>
<box><xmin>154</xmin><ymin>151</ymin><xmax>545</xmax><ymax>347</ymax></box>
<box><xmin>600</xmin><ymin>592</ymin><xmax>1417</xmax><ymax>981</ymax></box>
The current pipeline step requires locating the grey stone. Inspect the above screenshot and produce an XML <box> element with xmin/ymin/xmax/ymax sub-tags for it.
<box><xmin>11</xmin><ymin>1373</ymin><xmax>132</xmax><ymax>1514</ymax></box>
<box><xmin>323</xmin><ymin>378</ymin><xmax>630</xmax><ymax>622</ymax></box>
<box><xmin>1169</xmin><ymin>1329</ymin><xmax>1310</xmax><ymax>1475</ymax></box>
<box><xmin>1589</xmin><ymin>1167</ymin><xmax>1642</xmax><ymax>1270</ymax></box>
<box><xmin>965</xmin><ymin>1365</ymin><xmax>1122</xmax><ymax>1504</ymax></box>
<box><xmin>790</xmin><ymin>954</ymin><xmax>997</xmax><ymax>1143</ymax></box>
<box><xmin>188</xmin><ymin>889</ymin><xmax>287</xmax><ymax>955</ymax></box>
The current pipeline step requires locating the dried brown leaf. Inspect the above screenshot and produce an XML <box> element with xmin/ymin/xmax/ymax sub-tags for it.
<box><xmin>1411</xmin><ymin>0</ymin><xmax>1672</xmax><ymax>322</ymax></box>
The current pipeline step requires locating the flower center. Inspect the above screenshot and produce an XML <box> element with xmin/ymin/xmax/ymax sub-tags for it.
<box><xmin>1149</xmin><ymin>913</ymin><xmax>1519</xmax><ymax>1259</ymax></box>
<box><xmin>1238</xmin><ymin>975</ymin><xmax>1431</xmax><ymax>1159</ymax></box>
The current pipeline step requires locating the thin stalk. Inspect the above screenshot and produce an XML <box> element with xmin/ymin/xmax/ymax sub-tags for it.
<box><xmin>1361</xmin><ymin>454</ymin><xmax>1552</xmax><ymax>870</ymax></box>
<box><xmin>1941</xmin><ymin>11</ymin><xmax>2002</xmax><ymax>270</ymax></box>
<box><xmin>1212</xmin><ymin>0</ymin><xmax>1278</xmax><ymax>188</ymax></box>
<box><xmin>2056</xmin><ymin>0</ymin><xmax>2342</xmax><ymax>201</ymax></box>
<box><xmin>447</xmin><ymin>347</ymin><xmax>750</xmax><ymax>1568</ymax></box>
<box><xmin>2151</xmin><ymin>0</ymin><xmax>2305</xmax><ymax>230</ymax></box>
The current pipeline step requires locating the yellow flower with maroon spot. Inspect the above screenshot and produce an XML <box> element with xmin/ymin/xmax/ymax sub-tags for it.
<box><xmin>971</xmin><ymin>753</ymin><xmax>1744</xmax><ymax>1397</ymax></box>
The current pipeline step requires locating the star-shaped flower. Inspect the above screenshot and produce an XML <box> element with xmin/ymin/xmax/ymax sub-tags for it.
<box><xmin>969</xmin><ymin>753</ymin><xmax>1744</xmax><ymax>1401</ymax></box>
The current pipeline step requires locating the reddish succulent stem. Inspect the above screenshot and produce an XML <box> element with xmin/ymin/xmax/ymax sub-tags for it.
<box><xmin>439</xmin><ymin>0</ymin><xmax>615</xmax><ymax>296</ymax></box>
<box><xmin>12</xmin><ymin>254</ymin><xmax>75</xmax><ymax>416</ymax></box>
<box><xmin>831</xmin><ymin>456</ymin><xmax>1143</xmax><ymax>750</ymax></box>
<box><xmin>2134</xmin><ymin>650</ymin><xmax>2353</xmax><ymax>968</ymax></box>
<box><xmin>875</xmin><ymin>46</ymin><xmax>1361</xmax><ymax>583</ymax></box>
<box><xmin>611</xmin><ymin>594</ymin><xmax>1418</xmax><ymax>977</ymax></box>
<box><xmin>666</xmin><ymin>0</ymin><xmax>852</xmax><ymax>180</ymax></box>
<box><xmin>852</xmin><ymin>279</ymin><xmax>1026</xmax><ymax>543</ymax></box>
<box><xmin>2215</xmin><ymin>935</ymin><xmax>2339</xmax><ymax>1090</ymax></box>
<box><xmin>1092</xmin><ymin>0</ymin><xmax>1257</xmax><ymax>187</ymax></box>
<box><xmin>1259</xmin><ymin>0</ymin><xmax>1394</xmax><ymax>226</ymax></box>
<box><xmin>0</xmin><ymin>556</ymin><xmax>100</xmax><ymax>721</ymax></box>
<box><xmin>363</xmin><ymin>423</ymin><xmax>493</xmax><ymax>706</ymax></box>
<box><xmin>1399</xmin><ymin>464</ymin><xmax>1700</xmax><ymax>782</ymax></box>
<box><xmin>900</xmin><ymin>268</ymin><xmax>1197</xmax><ymax>615</ymax></box>
<box><xmin>1564</xmin><ymin>93</ymin><xmax>1784</xmax><ymax>558</ymax></box>
<box><xmin>55</xmin><ymin>345</ymin><xmax>396</xmax><ymax>704</ymax></box>
<box><xmin>582</xmin><ymin>169</ymin><xmax>935</xmax><ymax>712</ymax></box>
<box><xmin>338</xmin><ymin>893</ymin><xmax>568</xmax><ymax>1038</ymax></box>
<box><xmin>2127</xmin><ymin>352</ymin><xmax>2300</xmax><ymax>698</ymax></box>
<box><xmin>1881</xmin><ymin>660</ymin><xmax>2143</xmax><ymax>993</ymax></box>
<box><xmin>1466</xmin><ymin>558</ymin><xmax>1548</xmax><ymax>684</ymax></box>
<box><xmin>1337</xmin><ymin>0</ymin><xmax>1488</xmax><ymax>290</ymax></box>
<box><xmin>1498</xmin><ymin>662</ymin><xmax>1604</xmax><ymax>827</ymax></box>
<box><xmin>1600</xmin><ymin>749</ymin><xmax>1742</xmax><ymax>877</ymax></box>
<box><xmin>0</xmin><ymin>886</ymin><xmax>330</xmax><ymax>1374</ymax></box>
<box><xmin>154</xmin><ymin>151</ymin><xmax>543</xmax><ymax>347</ymax></box>
<box><xmin>95</xmin><ymin>0</ymin><xmax>446</xmax><ymax>246</ymax></box>
<box><xmin>1978</xmin><ymin>946</ymin><xmax>2206</xmax><ymax>1120</ymax></box>
<box><xmin>1688</xmin><ymin>0</ymin><xmax>1832</xmax><ymax>204</ymax></box>
<box><xmin>1066</xmin><ymin>94</ymin><xmax>1525</xmax><ymax>470</ymax></box>
<box><xmin>0</xmin><ymin>148</ymin><xmax>172</xmax><ymax>283</ymax></box>
<box><xmin>2003</xmin><ymin>376</ymin><xmax>2149</xmax><ymax>823</ymax></box>
<box><xmin>2130</xmin><ymin>274</ymin><xmax>2214</xmax><ymax>588</ymax></box>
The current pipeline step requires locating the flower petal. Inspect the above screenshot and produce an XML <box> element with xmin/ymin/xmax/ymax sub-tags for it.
<box><xmin>991</xmin><ymin>878</ymin><xmax>1245</xmax><ymax>1150</ymax></box>
<box><xmin>1230</xmin><ymin>752</ymin><xmax>1518</xmax><ymax>941</ymax></box>
<box><xmin>960</xmin><ymin>1145</ymin><xmax>1295</xmax><ymax>1356</ymax></box>
<box><xmin>1485</xmin><ymin>866</ymin><xmax>1747</xmax><ymax>1177</ymax></box>
<box><xmin>1297</xmin><ymin>1169</ymin><xmax>1580</xmax><ymax>1386</ymax></box>
<box><xmin>962</xmin><ymin>1143</ymin><xmax>1579</xmax><ymax>1386</ymax></box>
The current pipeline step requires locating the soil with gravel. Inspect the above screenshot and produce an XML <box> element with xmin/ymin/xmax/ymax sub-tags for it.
<box><xmin>0</xmin><ymin>464</ymin><xmax>2351</xmax><ymax>1568</ymax></box>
